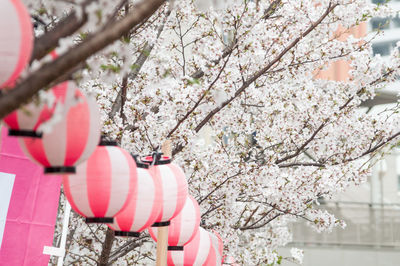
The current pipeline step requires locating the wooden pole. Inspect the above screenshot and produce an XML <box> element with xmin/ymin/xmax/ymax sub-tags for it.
<box><xmin>156</xmin><ymin>140</ymin><xmax>172</xmax><ymax>266</ymax></box>
<box><xmin>155</xmin><ymin>226</ymin><xmax>169</xmax><ymax>266</ymax></box>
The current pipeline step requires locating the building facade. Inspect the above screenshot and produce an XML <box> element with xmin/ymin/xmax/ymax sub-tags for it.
<box><xmin>281</xmin><ymin>1</ymin><xmax>400</xmax><ymax>265</ymax></box>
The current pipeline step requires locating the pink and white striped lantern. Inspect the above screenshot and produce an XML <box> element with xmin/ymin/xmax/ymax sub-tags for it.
<box><xmin>0</xmin><ymin>0</ymin><xmax>33</xmax><ymax>89</ymax></box>
<box><xmin>18</xmin><ymin>84</ymin><xmax>101</xmax><ymax>174</ymax></box>
<box><xmin>63</xmin><ymin>143</ymin><xmax>137</xmax><ymax>223</ymax></box>
<box><xmin>148</xmin><ymin>195</ymin><xmax>201</xmax><ymax>250</ymax></box>
<box><xmin>143</xmin><ymin>154</ymin><xmax>188</xmax><ymax>227</ymax></box>
<box><xmin>167</xmin><ymin>227</ymin><xmax>212</xmax><ymax>266</ymax></box>
<box><xmin>205</xmin><ymin>231</ymin><xmax>224</xmax><ymax>266</ymax></box>
<box><xmin>204</xmin><ymin>244</ymin><xmax>218</xmax><ymax>266</ymax></box>
<box><xmin>108</xmin><ymin>160</ymin><xmax>162</xmax><ymax>237</ymax></box>
<box><xmin>3</xmin><ymin>81</ymin><xmax>69</xmax><ymax>138</ymax></box>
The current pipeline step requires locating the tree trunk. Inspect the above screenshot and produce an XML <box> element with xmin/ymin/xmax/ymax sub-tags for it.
<box><xmin>98</xmin><ymin>228</ymin><xmax>115</xmax><ymax>266</ymax></box>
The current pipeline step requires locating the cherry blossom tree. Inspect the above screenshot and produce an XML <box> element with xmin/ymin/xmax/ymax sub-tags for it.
<box><xmin>3</xmin><ymin>0</ymin><xmax>400</xmax><ymax>265</ymax></box>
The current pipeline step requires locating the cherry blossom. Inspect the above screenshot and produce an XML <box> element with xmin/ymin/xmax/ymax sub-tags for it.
<box><xmin>7</xmin><ymin>0</ymin><xmax>400</xmax><ymax>264</ymax></box>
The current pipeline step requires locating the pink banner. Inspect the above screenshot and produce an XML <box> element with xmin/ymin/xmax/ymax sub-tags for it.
<box><xmin>0</xmin><ymin>127</ymin><xmax>61</xmax><ymax>265</ymax></box>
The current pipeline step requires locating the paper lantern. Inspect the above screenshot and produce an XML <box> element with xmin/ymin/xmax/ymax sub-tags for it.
<box><xmin>3</xmin><ymin>81</ymin><xmax>69</xmax><ymax>138</ymax></box>
<box><xmin>63</xmin><ymin>143</ymin><xmax>137</xmax><ymax>223</ymax></box>
<box><xmin>143</xmin><ymin>155</ymin><xmax>188</xmax><ymax>226</ymax></box>
<box><xmin>167</xmin><ymin>227</ymin><xmax>212</xmax><ymax>266</ymax></box>
<box><xmin>0</xmin><ymin>0</ymin><xmax>33</xmax><ymax>88</ymax></box>
<box><xmin>204</xmin><ymin>244</ymin><xmax>218</xmax><ymax>266</ymax></box>
<box><xmin>18</xmin><ymin>84</ymin><xmax>101</xmax><ymax>174</ymax></box>
<box><xmin>108</xmin><ymin>160</ymin><xmax>162</xmax><ymax>236</ymax></box>
<box><xmin>149</xmin><ymin>195</ymin><xmax>200</xmax><ymax>250</ymax></box>
<box><xmin>205</xmin><ymin>231</ymin><xmax>224</xmax><ymax>266</ymax></box>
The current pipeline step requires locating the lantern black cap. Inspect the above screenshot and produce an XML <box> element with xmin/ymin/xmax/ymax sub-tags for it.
<box><xmin>85</xmin><ymin>217</ymin><xmax>114</xmax><ymax>223</ymax></box>
<box><xmin>45</xmin><ymin>166</ymin><xmax>76</xmax><ymax>174</ymax></box>
<box><xmin>152</xmin><ymin>221</ymin><xmax>170</xmax><ymax>227</ymax></box>
<box><xmin>99</xmin><ymin>135</ymin><xmax>118</xmax><ymax>146</ymax></box>
<box><xmin>8</xmin><ymin>129</ymin><xmax>43</xmax><ymax>138</ymax></box>
<box><xmin>168</xmin><ymin>246</ymin><xmax>184</xmax><ymax>251</ymax></box>
<box><xmin>142</xmin><ymin>152</ymin><xmax>171</xmax><ymax>165</ymax></box>
<box><xmin>114</xmin><ymin>231</ymin><xmax>140</xmax><ymax>237</ymax></box>
<box><xmin>131</xmin><ymin>154</ymin><xmax>150</xmax><ymax>169</ymax></box>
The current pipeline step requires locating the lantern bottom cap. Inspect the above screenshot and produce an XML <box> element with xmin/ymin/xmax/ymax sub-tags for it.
<box><xmin>45</xmin><ymin>166</ymin><xmax>76</xmax><ymax>174</ymax></box>
<box><xmin>152</xmin><ymin>221</ymin><xmax>170</xmax><ymax>227</ymax></box>
<box><xmin>168</xmin><ymin>246</ymin><xmax>184</xmax><ymax>251</ymax></box>
<box><xmin>114</xmin><ymin>231</ymin><xmax>140</xmax><ymax>237</ymax></box>
<box><xmin>99</xmin><ymin>137</ymin><xmax>118</xmax><ymax>146</ymax></box>
<box><xmin>142</xmin><ymin>154</ymin><xmax>171</xmax><ymax>165</ymax></box>
<box><xmin>8</xmin><ymin>129</ymin><xmax>42</xmax><ymax>138</ymax></box>
<box><xmin>85</xmin><ymin>217</ymin><xmax>114</xmax><ymax>224</ymax></box>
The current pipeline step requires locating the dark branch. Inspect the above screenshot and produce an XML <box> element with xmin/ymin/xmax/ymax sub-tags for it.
<box><xmin>193</xmin><ymin>3</ymin><xmax>338</xmax><ymax>134</ymax></box>
<box><xmin>0</xmin><ymin>0</ymin><xmax>166</xmax><ymax>119</ymax></box>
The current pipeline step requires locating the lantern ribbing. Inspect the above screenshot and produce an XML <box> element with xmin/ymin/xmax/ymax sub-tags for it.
<box><xmin>4</xmin><ymin>80</ymin><xmax>69</xmax><ymax>138</ymax></box>
<box><xmin>18</xmin><ymin>84</ymin><xmax>101</xmax><ymax>174</ymax></box>
<box><xmin>63</xmin><ymin>145</ymin><xmax>137</xmax><ymax>223</ymax></box>
<box><xmin>0</xmin><ymin>0</ymin><xmax>33</xmax><ymax>89</ymax></box>
<box><xmin>143</xmin><ymin>155</ymin><xmax>188</xmax><ymax>225</ymax></box>
<box><xmin>108</xmin><ymin>160</ymin><xmax>162</xmax><ymax>236</ymax></box>
<box><xmin>149</xmin><ymin>195</ymin><xmax>200</xmax><ymax>250</ymax></box>
<box><xmin>167</xmin><ymin>227</ymin><xmax>212</xmax><ymax>266</ymax></box>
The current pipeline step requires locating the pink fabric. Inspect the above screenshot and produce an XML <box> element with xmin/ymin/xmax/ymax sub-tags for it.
<box><xmin>0</xmin><ymin>127</ymin><xmax>61</xmax><ymax>265</ymax></box>
<box><xmin>110</xmin><ymin>166</ymin><xmax>161</xmax><ymax>233</ymax></box>
<box><xmin>63</xmin><ymin>146</ymin><xmax>136</xmax><ymax>219</ymax></box>
<box><xmin>149</xmin><ymin>195</ymin><xmax>200</xmax><ymax>247</ymax></box>
<box><xmin>0</xmin><ymin>0</ymin><xmax>33</xmax><ymax>89</ymax></box>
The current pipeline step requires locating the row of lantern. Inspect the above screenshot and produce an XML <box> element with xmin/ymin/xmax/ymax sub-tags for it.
<box><xmin>1</xmin><ymin>0</ymin><xmax>225</xmax><ymax>264</ymax></box>
<box><xmin>63</xmin><ymin>148</ymin><xmax>225</xmax><ymax>265</ymax></box>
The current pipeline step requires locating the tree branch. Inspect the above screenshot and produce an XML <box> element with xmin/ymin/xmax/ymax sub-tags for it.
<box><xmin>193</xmin><ymin>3</ymin><xmax>338</xmax><ymax>134</ymax></box>
<box><xmin>198</xmin><ymin>171</ymin><xmax>241</xmax><ymax>205</ymax></box>
<box><xmin>240</xmin><ymin>213</ymin><xmax>281</xmax><ymax>231</ymax></box>
<box><xmin>278</xmin><ymin>162</ymin><xmax>325</xmax><ymax>168</ymax></box>
<box><xmin>0</xmin><ymin>0</ymin><xmax>166</xmax><ymax>119</ymax></box>
<box><xmin>109</xmin><ymin>7</ymin><xmax>171</xmax><ymax>119</ymax></box>
<box><xmin>167</xmin><ymin>51</ymin><xmax>232</xmax><ymax>138</ymax></box>
<box><xmin>275</xmin><ymin>121</ymin><xmax>327</xmax><ymax>164</ymax></box>
<box><xmin>31</xmin><ymin>0</ymin><xmax>94</xmax><ymax>63</ymax></box>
